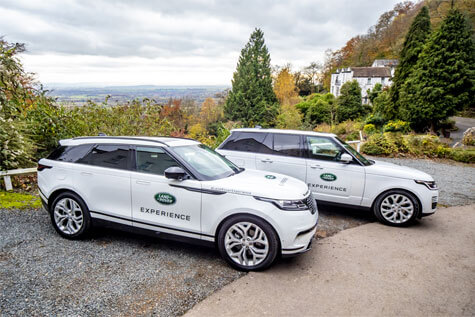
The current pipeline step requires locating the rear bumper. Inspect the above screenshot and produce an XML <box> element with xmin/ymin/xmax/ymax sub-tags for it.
<box><xmin>38</xmin><ymin>189</ymin><xmax>48</xmax><ymax>212</ymax></box>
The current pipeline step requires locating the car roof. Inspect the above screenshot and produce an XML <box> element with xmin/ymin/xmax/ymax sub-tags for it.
<box><xmin>230</xmin><ymin>128</ymin><xmax>336</xmax><ymax>138</ymax></box>
<box><xmin>59</xmin><ymin>136</ymin><xmax>200</xmax><ymax>147</ymax></box>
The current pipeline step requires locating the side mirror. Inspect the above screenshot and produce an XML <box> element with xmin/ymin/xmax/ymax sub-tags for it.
<box><xmin>340</xmin><ymin>153</ymin><xmax>353</xmax><ymax>164</ymax></box>
<box><xmin>164</xmin><ymin>166</ymin><xmax>187</xmax><ymax>180</ymax></box>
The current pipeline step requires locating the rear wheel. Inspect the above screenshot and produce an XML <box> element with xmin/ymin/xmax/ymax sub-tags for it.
<box><xmin>50</xmin><ymin>192</ymin><xmax>91</xmax><ymax>239</ymax></box>
<box><xmin>217</xmin><ymin>215</ymin><xmax>279</xmax><ymax>271</ymax></box>
<box><xmin>374</xmin><ymin>190</ymin><xmax>419</xmax><ymax>226</ymax></box>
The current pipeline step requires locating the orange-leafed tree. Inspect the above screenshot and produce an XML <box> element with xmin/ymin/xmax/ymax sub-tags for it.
<box><xmin>273</xmin><ymin>67</ymin><xmax>299</xmax><ymax>105</ymax></box>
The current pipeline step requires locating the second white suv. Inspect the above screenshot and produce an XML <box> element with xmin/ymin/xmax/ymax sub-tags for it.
<box><xmin>37</xmin><ymin>136</ymin><xmax>318</xmax><ymax>271</ymax></box>
<box><xmin>217</xmin><ymin>128</ymin><xmax>438</xmax><ymax>226</ymax></box>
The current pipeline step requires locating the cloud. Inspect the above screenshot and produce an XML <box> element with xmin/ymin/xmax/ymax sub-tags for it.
<box><xmin>1</xmin><ymin>0</ymin><xmax>403</xmax><ymax>85</ymax></box>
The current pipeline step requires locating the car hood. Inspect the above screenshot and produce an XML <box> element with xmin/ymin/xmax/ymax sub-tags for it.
<box><xmin>202</xmin><ymin>169</ymin><xmax>309</xmax><ymax>200</ymax></box>
<box><xmin>366</xmin><ymin>160</ymin><xmax>434</xmax><ymax>181</ymax></box>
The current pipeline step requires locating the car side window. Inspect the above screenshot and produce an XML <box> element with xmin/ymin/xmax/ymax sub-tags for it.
<box><xmin>135</xmin><ymin>146</ymin><xmax>179</xmax><ymax>175</ymax></box>
<box><xmin>220</xmin><ymin>132</ymin><xmax>272</xmax><ymax>153</ymax></box>
<box><xmin>305</xmin><ymin>136</ymin><xmax>343</xmax><ymax>161</ymax></box>
<box><xmin>47</xmin><ymin>144</ymin><xmax>94</xmax><ymax>162</ymax></box>
<box><xmin>272</xmin><ymin>133</ymin><xmax>302</xmax><ymax>157</ymax></box>
<box><xmin>78</xmin><ymin>144</ymin><xmax>130</xmax><ymax>170</ymax></box>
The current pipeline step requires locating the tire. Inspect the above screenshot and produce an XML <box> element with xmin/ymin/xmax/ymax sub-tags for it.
<box><xmin>217</xmin><ymin>214</ymin><xmax>279</xmax><ymax>271</ymax></box>
<box><xmin>50</xmin><ymin>192</ymin><xmax>91</xmax><ymax>239</ymax></box>
<box><xmin>373</xmin><ymin>190</ymin><xmax>420</xmax><ymax>227</ymax></box>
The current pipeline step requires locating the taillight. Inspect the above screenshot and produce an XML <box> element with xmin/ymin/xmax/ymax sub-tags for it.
<box><xmin>37</xmin><ymin>164</ymin><xmax>52</xmax><ymax>171</ymax></box>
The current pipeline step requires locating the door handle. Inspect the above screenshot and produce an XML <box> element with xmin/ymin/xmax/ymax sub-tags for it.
<box><xmin>310</xmin><ymin>164</ymin><xmax>323</xmax><ymax>170</ymax></box>
<box><xmin>260</xmin><ymin>158</ymin><xmax>273</xmax><ymax>163</ymax></box>
<box><xmin>80</xmin><ymin>172</ymin><xmax>92</xmax><ymax>176</ymax></box>
<box><xmin>136</xmin><ymin>180</ymin><xmax>151</xmax><ymax>185</ymax></box>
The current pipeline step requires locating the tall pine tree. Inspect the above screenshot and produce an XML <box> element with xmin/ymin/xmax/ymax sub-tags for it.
<box><xmin>224</xmin><ymin>28</ymin><xmax>278</xmax><ymax>127</ymax></box>
<box><xmin>400</xmin><ymin>9</ymin><xmax>474</xmax><ymax>132</ymax></box>
<box><xmin>390</xmin><ymin>6</ymin><xmax>431</xmax><ymax>117</ymax></box>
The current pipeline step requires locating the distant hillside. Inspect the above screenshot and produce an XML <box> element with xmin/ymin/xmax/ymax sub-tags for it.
<box><xmin>46</xmin><ymin>85</ymin><xmax>229</xmax><ymax>106</ymax></box>
<box><xmin>322</xmin><ymin>0</ymin><xmax>475</xmax><ymax>89</ymax></box>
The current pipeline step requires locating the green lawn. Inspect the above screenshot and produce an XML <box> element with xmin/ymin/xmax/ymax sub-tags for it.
<box><xmin>0</xmin><ymin>191</ymin><xmax>42</xmax><ymax>209</ymax></box>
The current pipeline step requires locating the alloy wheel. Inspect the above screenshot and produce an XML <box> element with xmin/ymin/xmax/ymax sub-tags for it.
<box><xmin>380</xmin><ymin>194</ymin><xmax>414</xmax><ymax>224</ymax></box>
<box><xmin>224</xmin><ymin>222</ymin><xmax>269</xmax><ymax>267</ymax></box>
<box><xmin>54</xmin><ymin>198</ymin><xmax>84</xmax><ymax>235</ymax></box>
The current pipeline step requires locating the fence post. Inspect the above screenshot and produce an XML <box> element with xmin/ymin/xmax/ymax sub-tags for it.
<box><xmin>3</xmin><ymin>176</ymin><xmax>13</xmax><ymax>191</ymax></box>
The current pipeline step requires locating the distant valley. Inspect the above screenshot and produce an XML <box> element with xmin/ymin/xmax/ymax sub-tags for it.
<box><xmin>45</xmin><ymin>85</ymin><xmax>229</xmax><ymax>106</ymax></box>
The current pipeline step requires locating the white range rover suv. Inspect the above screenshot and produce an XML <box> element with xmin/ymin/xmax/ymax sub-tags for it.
<box><xmin>37</xmin><ymin>136</ymin><xmax>318</xmax><ymax>271</ymax></box>
<box><xmin>217</xmin><ymin>128</ymin><xmax>439</xmax><ymax>226</ymax></box>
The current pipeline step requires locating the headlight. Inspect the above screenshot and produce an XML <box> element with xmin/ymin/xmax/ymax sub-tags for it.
<box><xmin>254</xmin><ymin>196</ymin><xmax>309</xmax><ymax>211</ymax></box>
<box><xmin>414</xmin><ymin>180</ymin><xmax>438</xmax><ymax>190</ymax></box>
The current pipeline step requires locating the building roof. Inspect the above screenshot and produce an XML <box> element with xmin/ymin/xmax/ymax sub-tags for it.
<box><xmin>352</xmin><ymin>67</ymin><xmax>391</xmax><ymax>78</ymax></box>
<box><xmin>372</xmin><ymin>59</ymin><xmax>399</xmax><ymax>67</ymax></box>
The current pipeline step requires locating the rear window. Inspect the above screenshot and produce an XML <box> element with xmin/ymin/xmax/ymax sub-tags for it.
<box><xmin>79</xmin><ymin>145</ymin><xmax>130</xmax><ymax>170</ymax></box>
<box><xmin>220</xmin><ymin>132</ymin><xmax>272</xmax><ymax>153</ymax></box>
<box><xmin>47</xmin><ymin>144</ymin><xmax>93</xmax><ymax>163</ymax></box>
<box><xmin>272</xmin><ymin>134</ymin><xmax>302</xmax><ymax>157</ymax></box>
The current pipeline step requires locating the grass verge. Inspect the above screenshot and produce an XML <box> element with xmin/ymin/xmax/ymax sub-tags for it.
<box><xmin>0</xmin><ymin>191</ymin><xmax>42</xmax><ymax>209</ymax></box>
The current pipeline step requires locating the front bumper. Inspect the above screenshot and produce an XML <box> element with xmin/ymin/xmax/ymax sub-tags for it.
<box><xmin>420</xmin><ymin>190</ymin><xmax>438</xmax><ymax>217</ymax></box>
<box><xmin>280</xmin><ymin>217</ymin><xmax>318</xmax><ymax>256</ymax></box>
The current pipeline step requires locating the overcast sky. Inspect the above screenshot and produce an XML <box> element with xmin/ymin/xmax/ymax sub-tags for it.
<box><xmin>1</xmin><ymin>0</ymin><xmax>402</xmax><ymax>86</ymax></box>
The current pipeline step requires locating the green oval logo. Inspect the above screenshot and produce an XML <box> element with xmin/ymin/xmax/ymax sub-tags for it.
<box><xmin>320</xmin><ymin>173</ymin><xmax>337</xmax><ymax>182</ymax></box>
<box><xmin>265</xmin><ymin>175</ymin><xmax>276</xmax><ymax>179</ymax></box>
<box><xmin>154</xmin><ymin>193</ymin><xmax>176</xmax><ymax>205</ymax></box>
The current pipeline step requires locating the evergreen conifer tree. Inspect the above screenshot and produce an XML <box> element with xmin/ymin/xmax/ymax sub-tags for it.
<box><xmin>224</xmin><ymin>28</ymin><xmax>278</xmax><ymax>127</ymax></box>
<box><xmin>390</xmin><ymin>6</ymin><xmax>431</xmax><ymax>117</ymax></box>
<box><xmin>400</xmin><ymin>9</ymin><xmax>474</xmax><ymax>131</ymax></box>
<box><xmin>337</xmin><ymin>80</ymin><xmax>366</xmax><ymax>122</ymax></box>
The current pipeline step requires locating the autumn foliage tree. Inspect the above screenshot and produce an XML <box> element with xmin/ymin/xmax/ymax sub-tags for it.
<box><xmin>273</xmin><ymin>67</ymin><xmax>298</xmax><ymax>105</ymax></box>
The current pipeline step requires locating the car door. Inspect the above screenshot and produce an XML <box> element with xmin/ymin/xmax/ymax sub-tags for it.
<box><xmin>304</xmin><ymin>135</ymin><xmax>365</xmax><ymax>206</ymax></box>
<box><xmin>75</xmin><ymin>144</ymin><xmax>133</xmax><ymax>224</ymax></box>
<box><xmin>217</xmin><ymin>132</ymin><xmax>270</xmax><ymax>169</ymax></box>
<box><xmin>130</xmin><ymin>146</ymin><xmax>202</xmax><ymax>238</ymax></box>
<box><xmin>255</xmin><ymin>133</ymin><xmax>307</xmax><ymax>182</ymax></box>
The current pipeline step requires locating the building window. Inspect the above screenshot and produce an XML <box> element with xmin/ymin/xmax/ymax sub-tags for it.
<box><xmin>367</xmin><ymin>77</ymin><xmax>371</xmax><ymax>84</ymax></box>
<box><xmin>381</xmin><ymin>77</ymin><xmax>385</xmax><ymax>84</ymax></box>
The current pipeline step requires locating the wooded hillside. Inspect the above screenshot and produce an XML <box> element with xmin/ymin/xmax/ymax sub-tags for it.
<box><xmin>322</xmin><ymin>0</ymin><xmax>475</xmax><ymax>89</ymax></box>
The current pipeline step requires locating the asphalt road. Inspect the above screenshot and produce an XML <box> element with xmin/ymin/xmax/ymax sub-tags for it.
<box><xmin>187</xmin><ymin>204</ymin><xmax>475</xmax><ymax>316</ymax></box>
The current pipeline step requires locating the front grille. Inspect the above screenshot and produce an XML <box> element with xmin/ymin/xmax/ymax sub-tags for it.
<box><xmin>306</xmin><ymin>194</ymin><xmax>317</xmax><ymax>215</ymax></box>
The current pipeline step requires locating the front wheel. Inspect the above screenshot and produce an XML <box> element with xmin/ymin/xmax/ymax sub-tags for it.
<box><xmin>217</xmin><ymin>215</ymin><xmax>279</xmax><ymax>271</ymax></box>
<box><xmin>373</xmin><ymin>190</ymin><xmax>420</xmax><ymax>226</ymax></box>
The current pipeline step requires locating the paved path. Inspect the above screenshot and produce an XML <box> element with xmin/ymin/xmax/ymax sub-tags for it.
<box><xmin>451</xmin><ymin>116</ymin><xmax>475</xmax><ymax>145</ymax></box>
<box><xmin>186</xmin><ymin>205</ymin><xmax>475</xmax><ymax>316</ymax></box>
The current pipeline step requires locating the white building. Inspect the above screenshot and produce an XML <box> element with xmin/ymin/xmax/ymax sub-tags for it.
<box><xmin>330</xmin><ymin>59</ymin><xmax>399</xmax><ymax>104</ymax></box>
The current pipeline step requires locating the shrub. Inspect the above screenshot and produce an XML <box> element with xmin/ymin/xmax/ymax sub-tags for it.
<box><xmin>0</xmin><ymin>115</ymin><xmax>35</xmax><ymax>170</ymax></box>
<box><xmin>447</xmin><ymin>148</ymin><xmax>475</xmax><ymax>163</ymax></box>
<box><xmin>383</xmin><ymin>120</ymin><xmax>411</xmax><ymax>133</ymax></box>
<box><xmin>365</xmin><ymin>114</ymin><xmax>386</xmax><ymax>127</ymax></box>
<box><xmin>313</xmin><ymin>123</ymin><xmax>332</xmax><ymax>133</ymax></box>
<box><xmin>361</xmin><ymin>133</ymin><xmax>398</xmax><ymax>155</ymax></box>
<box><xmin>363</xmin><ymin>124</ymin><xmax>377</xmax><ymax>135</ymax></box>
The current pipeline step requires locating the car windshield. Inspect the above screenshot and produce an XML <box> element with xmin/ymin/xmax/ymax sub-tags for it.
<box><xmin>336</xmin><ymin>137</ymin><xmax>373</xmax><ymax>166</ymax></box>
<box><xmin>172</xmin><ymin>144</ymin><xmax>241</xmax><ymax>180</ymax></box>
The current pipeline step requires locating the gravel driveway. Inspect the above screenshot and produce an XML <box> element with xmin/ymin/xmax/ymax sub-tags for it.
<box><xmin>0</xmin><ymin>208</ymin><xmax>243</xmax><ymax>316</ymax></box>
<box><xmin>1</xmin><ymin>158</ymin><xmax>473</xmax><ymax>316</ymax></box>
